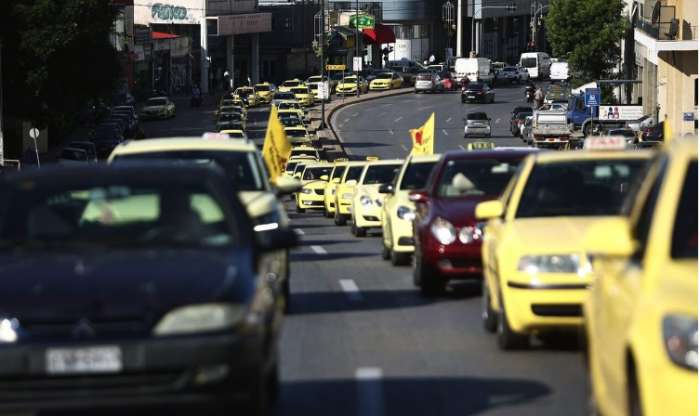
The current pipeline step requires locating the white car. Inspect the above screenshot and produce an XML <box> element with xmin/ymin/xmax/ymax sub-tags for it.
<box><xmin>464</xmin><ymin>112</ymin><xmax>492</xmax><ymax>138</ymax></box>
<box><xmin>140</xmin><ymin>96</ymin><xmax>176</xmax><ymax>120</ymax></box>
<box><xmin>516</xmin><ymin>67</ymin><xmax>530</xmax><ymax>82</ymax></box>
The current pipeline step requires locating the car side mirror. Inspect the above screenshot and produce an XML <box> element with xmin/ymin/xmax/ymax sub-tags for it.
<box><xmin>475</xmin><ymin>200</ymin><xmax>504</xmax><ymax>220</ymax></box>
<box><xmin>584</xmin><ymin>218</ymin><xmax>637</xmax><ymax>258</ymax></box>
<box><xmin>274</xmin><ymin>175</ymin><xmax>302</xmax><ymax>195</ymax></box>
<box><xmin>408</xmin><ymin>190</ymin><xmax>429</xmax><ymax>204</ymax></box>
<box><xmin>255</xmin><ymin>228</ymin><xmax>298</xmax><ymax>252</ymax></box>
<box><xmin>378</xmin><ymin>183</ymin><xmax>394</xmax><ymax>194</ymax></box>
<box><xmin>320</xmin><ymin>175</ymin><xmax>329</xmax><ymax>181</ymax></box>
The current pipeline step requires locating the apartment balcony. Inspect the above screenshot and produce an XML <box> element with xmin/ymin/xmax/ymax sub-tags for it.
<box><xmin>634</xmin><ymin>4</ymin><xmax>697</xmax><ymax>63</ymax></box>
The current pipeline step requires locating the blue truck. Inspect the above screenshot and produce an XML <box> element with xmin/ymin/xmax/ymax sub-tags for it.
<box><xmin>566</xmin><ymin>81</ymin><xmax>646</xmax><ymax>137</ymax></box>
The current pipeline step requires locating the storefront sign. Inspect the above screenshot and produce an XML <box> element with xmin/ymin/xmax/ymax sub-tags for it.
<box><xmin>349</xmin><ymin>14</ymin><xmax>375</xmax><ymax>30</ymax></box>
<box><xmin>135</xmin><ymin>0</ymin><xmax>204</xmax><ymax>25</ymax></box>
<box><xmin>326</xmin><ymin>64</ymin><xmax>347</xmax><ymax>71</ymax></box>
<box><xmin>217</xmin><ymin>13</ymin><xmax>272</xmax><ymax>35</ymax></box>
<box><xmin>207</xmin><ymin>0</ymin><xmax>255</xmax><ymax>15</ymax></box>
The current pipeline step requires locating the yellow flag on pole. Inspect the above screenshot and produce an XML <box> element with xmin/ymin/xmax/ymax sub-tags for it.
<box><xmin>409</xmin><ymin>113</ymin><xmax>435</xmax><ymax>156</ymax></box>
<box><xmin>262</xmin><ymin>106</ymin><xmax>292</xmax><ymax>182</ymax></box>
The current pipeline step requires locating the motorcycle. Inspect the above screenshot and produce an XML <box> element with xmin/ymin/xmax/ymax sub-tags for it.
<box><xmin>525</xmin><ymin>86</ymin><xmax>535</xmax><ymax>104</ymax></box>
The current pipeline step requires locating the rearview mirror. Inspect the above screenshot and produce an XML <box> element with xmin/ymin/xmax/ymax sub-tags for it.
<box><xmin>475</xmin><ymin>200</ymin><xmax>504</xmax><ymax>220</ymax></box>
<box><xmin>256</xmin><ymin>228</ymin><xmax>298</xmax><ymax>252</ymax></box>
<box><xmin>274</xmin><ymin>175</ymin><xmax>302</xmax><ymax>195</ymax></box>
<box><xmin>408</xmin><ymin>190</ymin><xmax>429</xmax><ymax>204</ymax></box>
<box><xmin>378</xmin><ymin>183</ymin><xmax>394</xmax><ymax>194</ymax></box>
<box><xmin>584</xmin><ymin>217</ymin><xmax>636</xmax><ymax>258</ymax></box>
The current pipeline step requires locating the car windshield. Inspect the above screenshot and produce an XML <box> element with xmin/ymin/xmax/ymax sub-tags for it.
<box><xmin>467</xmin><ymin>113</ymin><xmax>489</xmax><ymax>120</ymax></box>
<box><xmin>219</xmin><ymin>113</ymin><xmax>241</xmax><ymax>121</ymax></box>
<box><xmin>513</xmin><ymin>107</ymin><xmax>532</xmax><ymax>115</ymax></box>
<box><xmin>331</xmin><ymin>165</ymin><xmax>347</xmax><ymax>180</ymax></box>
<box><xmin>363</xmin><ymin>164</ymin><xmax>401</xmax><ymax>185</ymax></box>
<box><xmin>467</xmin><ymin>84</ymin><xmax>486</xmax><ymax>90</ymax></box>
<box><xmin>280</xmin><ymin>117</ymin><xmax>302</xmax><ymax>127</ymax></box>
<box><xmin>236</xmin><ymin>89</ymin><xmax>251</xmax><ymax>97</ymax></box>
<box><xmin>376</xmin><ymin>73</ymin><xmax>393</xmax><ymax>79</ymax></box>
<box><xmin>516</xmin><ymin>112</ymin><xmax>532</xmax><ymax>120</ymax></box>
<box><xmin>503</xmin><ymin>67</ymin><xmax>516</xmax><ymax>72</ymax></box>
<box><xmin>285</xmin><ymin>129</ymin><xmax>306</xmax><ymax>138</ymax></box>
<box><xmin>417</xmin><ymin>73</ymin><xmax>433</xmax><ymax>80</ymax></box>
<box><xmin>274</xmin><ymin>93</ymin><xmax>295</xmax><ymax>100</ymax></box>
<box><xmin>293</xmin><ymin>164</ymin><xmax>306</xmax><ymax>174</ymax></box>
<box><xmin>516</xmin><ymin>159</ymin><xmax>646</xmax><ymax>218</ymax></box>
<box><xmin>400</xmin><ymin>161</ymin><xmax>437</xmax><ymax>190</ymax></box>
<box><xmin>61</xmin><ymin>149</ymin><xmax>86</xmax><ymax>160</ymax></box>
<box><xmin>279</xmin><ymin>103</ymin><xmax>300</xmax><ymax>110</ymax></box>
<box><xmin>303</xmin><ymin>167</ymin><xmax>332</xmax><ymax>180</ymax></box>
<box><xmin>521</xmin><ymin>57</ymin><xmax>537</xmax><ymax>68</ymax></box>
<box><xmin>283</xmin><ymin>81</ymin><xmax>300</xmax><ymax>87</ymax></box>
<box><xmin>114</xmin><ymin>151</ymin><xmax>265</xmax><ymax>191</ymax></box>
<box><xmin>307</xmin><ymin>77</ymin><xmax>323</xmax><ymax>83</ymax></box>
<box><xmin>292</xmin><ymin>87</ymin><xmax>308</xmax><ymax>94</ymax></box>
<box><xmin>290</xmin><ymin>149</ymin><xmax>316</xmax><ymax>157</ymax></box>
<box><xmin>345</xmin><ymin>166</ymin><xmax>364</xmax><ymax>182</ymax></box>
<box><xmin>342</xmin><ymin>77</ymin><xmax>357</xmax><ymax>83</ymax></box>
<box><xmin>285</xmin><ymin>161</ymin><xmax>299</xmax><ymax>172</ymax></box>
<box><xmin>671</xmin><ymin>160</ymin><xmax>698</xmax><ymax>259</ymax></box>
<box><xmin>254</xmin><ymin>85</ymin><xmax>270</xmax><ymax>91</ymax></box>
<box><xmin>0</xmin><ymin>184</ymin><xmax>234</xmax><ymax>249</ymax></box>
<box><xmin>147</xmin><ymin>98</ymin><xmax>167</xmax><ymax>106</ymax></box>
<box><xmin>437</xmin><ymin>158</ymin><xmax>522</xmax><ymax>197</ymax></box>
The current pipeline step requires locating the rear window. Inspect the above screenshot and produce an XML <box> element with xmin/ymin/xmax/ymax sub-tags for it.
<box><xmin>399</xmin><ymin>161</ymin><xmax>437</xmax><ymax>190</ymax></box>
<box><xmin>417</xmin><ymin>73</ymin><xmax>433</xmax><ymax>80</ymax></box>
<box><xmin>362</xmin><ymin>164</ymin><xmax>402</xmax><ymax>185</ymax></box>
<box><xmin>467</xmin><ymin>113</ymin><xmax>489</xmax><ymax>120</ymax></box>
<box><xmin>671</xmin><ymin>160</ymin><xmax>698</xmax><ymax>259</ymax></box>
<box><xmin>285</xmin><ymin>129</ymin><xmax>306</xmax><ymax>138</ymax></box>
<box><xmin>274</xmin><ymin>92</ymin><xmax>295</xmax><ymax>100</ymax></box>
<box><xmin>282</xmin><ymin>81</ymin><xmax>300</xmax><ymax>87</ymax></box>
<box><xmin>254</xmin><ymin>85</ymin><xmax>270</xmax><ymax>91</ymax></box>
<box><xmin>376</xmin><ymin>73</ymin><xmax>393</xmax><ymax>79</ymax></box>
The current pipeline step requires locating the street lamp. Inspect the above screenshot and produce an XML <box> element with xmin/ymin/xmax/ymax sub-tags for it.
<box><xmin>442</xmin><ymin>1</ymin><xmax>456</xmax><ymax>59</ymax></box>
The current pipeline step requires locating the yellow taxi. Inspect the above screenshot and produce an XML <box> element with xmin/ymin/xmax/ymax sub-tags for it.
<box><xmin>253</xmin><ymin>82</ymin><xmax>275</xmax><ymax>104</ymax></box>
<box><xmin>290</xmin><ymin>86</ymin><xmax>315</xmax><ymax>107</ymax></box>
<box><xmin>284</xmin><ymin>126</ymin><xmax>312</xmax><ymax>145</ymax></box>
<box><xmin>323</xmin><ymin>159</ymin><xmax>349</xmax><ymax>218</ymax></box>
<box><xmin>284</xmin><ymin>160</ymin><xmax>301</xmax><ymax>178</ymax></box>
<box><xmin>218</xmin><ymin>129</ymin><xmax>248</xmax><ymax>140</ymax></box>
<box><xmin>278</xmin><ymin>79</ymin><xmax>303</xmax><ymax>93</ymax></box>
<box><xmin>289</xmin><ymin>145</ymin><xmax>320</xmax><ymax>162</ymax></box>
<box><xmin>336</xmin><ymin>75</ymin><xmax>368</xmax><ymax>96</ymax></box>
<box><xmin>333</xmin><ymin>161</ymin><xmax>368</xmax><ymax>225</ymax></box>
<box><xmin>275</xmin><ymin>100</ymin><xmax>306</xmax><ymax>120</ymax></box>
<box><xmin>350</xmin><ymin>159</ymin><xmax>403</xmax><ymax>237</ymax></box>
<box><xmin>107</xmin><ymin>136</ymin><xmax>302</xmax><ymax>311</ymax></box>
<box><xmin>380</xmin><ymin>154</ymin><xmax>441</xmax><ymax>264</ymax></box>
<box><xmin>583</xmin><ymin>137</ymin><xmax>697</xmax><ymax>416</ymax></box>
<box><xmin>369</xmin><ymin>72</ymin><xmax>404</xmax><ymax>91</ymax></box>
<box><xmin>291</xmin><ymin>161</ymin><xmax>308</xmax><ymax>180</ymax></box>
<box><xmin>476</xmin><ymin>142</ymin><xmax>652</xmax><ymax>350</ymax></box>
<box><xmin>295</xmin><ymin>163</ymin><xmax>333</xmax><ymax>213</ymax></box>
<box><xmin>233</xmin><ymin>86</ymin><xmax>259</xmax><ymax>107</ymax></box>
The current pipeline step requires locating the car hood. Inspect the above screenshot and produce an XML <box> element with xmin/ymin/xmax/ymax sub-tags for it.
<box><xmin>509</xmin><ymin>216</ymin><xmax>618</xmax><ymax>254</ymax></box>
<box><xmin>0</xmin><ymin>249</ymin><xmax>251</xmax><ymax>324</ymax></box>
<box><xmin>431</xmin><ymin>196</ymin><xmax>489</xmax><ymax>226</ymax></box>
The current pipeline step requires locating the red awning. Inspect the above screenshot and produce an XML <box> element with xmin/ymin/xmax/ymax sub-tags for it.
<box><xmin>362</xmin><ymin>24</ymin><xmax>396</xmax><ymax>45</ymax></box>
<box><xmin>151</xmin><ymin>32</ymin><xmax>179</xmax><ymax>40</ymax></box>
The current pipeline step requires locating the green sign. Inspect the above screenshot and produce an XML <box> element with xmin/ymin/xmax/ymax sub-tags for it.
<box><xmin>349</xmin><ymin>14</ymin><xmax>375</xmax><ymax>30</ymax></box>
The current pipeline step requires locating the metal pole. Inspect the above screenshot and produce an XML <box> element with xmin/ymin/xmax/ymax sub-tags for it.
<box><xmin>355</xmin><ymin>0</ymin><xmax>360</xmax><ymax>96</ymax></box>
<box><xmin>456</xmin><ymin>0</ymin><xmax>463</xmax><ymax>57</ymax></box>
<box><xmin>0</xmin><ymin>40</ymin><xmax>4</xmax><ymax>166</ymax></box>
<box><xmin>200</xmin><ymin>0</ymin><xmax>209</xmax><ymax>94</ymax></box>
<box><xmin>320</xmin><ymin>0</ymin><xmax>326</xmax><ymax>129</ymax></box>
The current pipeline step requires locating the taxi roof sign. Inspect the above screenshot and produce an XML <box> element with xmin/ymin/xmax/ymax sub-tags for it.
<box><xmin>466</xmin><ymin>142</ymin><xmax>496</xmax><ymax>151</ymax></box>
<box><xmin>366</xmin><ymin>156</ymin><xmax>380</xmax><ymax>161</ymax></box>
<box><xmin>334</xmin><ymin>158</ymin><xmax>349</xmax><ymax>162</ymax></box>
<box><xmin>202</xmin><ymin>132</ymin><xmax>232</xmax><ymax>141</ymax></box>
<box><xmin>583</xmin><ymin>136</ymin><xmax>628</xmax><ymax>150</ymax></box>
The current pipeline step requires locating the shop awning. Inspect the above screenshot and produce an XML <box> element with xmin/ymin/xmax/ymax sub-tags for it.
<box><xmin>362</xmin><ymin>24</ymin><xmax>396</xmax><ymax>45</ymax></box>
<box><xmin>151</xmin><ymin>32</ymin><xmax>179</xmax><ymax>40</ymax></box>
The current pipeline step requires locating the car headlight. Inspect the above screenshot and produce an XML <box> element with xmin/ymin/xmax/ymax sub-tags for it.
<box><xmin>253</xmin><ymin>210</ymin><xmax>281</xmax><ymax>232</ymax></box>
<box><xmin>517</xmin><ymin>254</ymin><xmax>586</xmax><ymax>275</ymax></box>
<box><xmin>663</xmin><ymin>315</ymin><xmax>698</xmax><ymax>370</ymax></box>
<box><xmin>301</xmin><ymin>188</ymin><xmax>313</xmax><ymax>194</ymax></box>
<box><xmin>0</xmin><ymin>318</ymin><xmax>19</xmax><ymax>343</ymax></box>
<box><xmin>397</xmin><ymin>205</ymin><xmax>415</xmax><ymax>221</ymax></box>
<box><xmin>457</xmin><ymin>225</ymin><xmax>482</xmax><ymax>244</ymax></box>
<box><xmin>431</xmin><ymin>217</ymin><xmax>456</xmax><ymax>245</ymax></box>
<box><xmin>360</xmin><ymin>195</ymin><xmax>372</xmax><ymax>206</ymax></box>
<box><xmin>154</xmin><ymin>304</ymin><xmax>245</xmax><ymax>336</ymax></box>
<box><xmin>342</xmin><ymin>192</ymin><xmax>353</xmax><ymax>200</ymax></box>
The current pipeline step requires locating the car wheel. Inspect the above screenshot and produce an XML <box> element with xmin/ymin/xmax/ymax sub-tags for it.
<box><xmin>325</xmin><ymin>210</ymin><xmax>333</xmax><ymax>218</ymax></box>
<box><xmin>296</xmin><ymin>205</ymin><xmax>305</xmax><ymax>213</ymax></box>
<box><xmin>334</xmin><ymin>212</ymin><xmax>347</xmax><ymax>226</ymax></box>
<box><xmin>381</xmin><ymin>244</ymin><xmax>391</xmax><ymax>260</ymax></box>
<box><xmin>497</xmin><ymin>295</ymin><xmax>529</xmax><ymax>350</ymax></box>
<box><xmin>481</xmin><ymin>288</ymin><xmax>497</xmax><ymax>333</ymax></box>
<box><xmin>627</xmin><ymin>365</ymin><xmax>643</xmax><ymax>416</ymax></box>
<box><xmin>355</xmin><ymin>225</ymin><xmax>367</xmax><ymax>237</ymax></box>
<box><xmin>390</xmin><ymin>250</ymin><xmax>410</xmax><ymax>266</ymax></box>
<box><xmin>414</xmin><ymin>255</ymin><xmax>444</xmax><ymax>296</ymax></box>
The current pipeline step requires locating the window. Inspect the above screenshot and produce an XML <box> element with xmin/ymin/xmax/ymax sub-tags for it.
<box><xmin>437</xmin><ymin>158</ymin><xmax>522</xmax><ymax>198</ymax></box>
<box><xmin>671</xmin><ymin>160</ymin><xmax>698</xmax><ymax>259</ymax></box>
<box><xmin>362</xmin><ymin>164</ymin><xmax>401</xmax><ymax>185</ymax></box>
<box><xmin>399</xmin><ymin>162</ymin><xmax>437</xmax><ymax>190</ymax></box>
<box><xmin>631</xmin><ymin>156</ymin><xmax>667</xmax><ymax>260</ymax></box>
<box><xmin>345</xmin><ymin>166</ymin><xmax>364</xmax><ymax>182</ymax></box>
<box><xmin>303</xmin><ymin>167</ymin><xmax>332</xmax><ymax>180</ymax></box>
<box><xmin>331</xmin><ymin>166</ymin><xmax>347</xmax><ymax>180</ymax></box>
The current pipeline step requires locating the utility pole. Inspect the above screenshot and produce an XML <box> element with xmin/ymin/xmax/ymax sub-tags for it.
<box><xmin>200</xmin><ymin>0</ymin><xmax>209</xmax><ymax>94</ymax></box>
<box><xmin>320</xmin><ymin>0</ymin><xmax>326</xmax><ymax>128</ymax></box>
<box><xmin>355</xmin><ymin>0</ymin><xmax>360</xmax><ymax>96</ymax></box>
<box><xmin>456</xmin><ymin>0</ymin><xmax>463</xmax><ymax>57</ymax></box>
<box><xmin>0</xmin><ymin>40</ymin><xmax>4</xmax><ymax>167</ymax></box>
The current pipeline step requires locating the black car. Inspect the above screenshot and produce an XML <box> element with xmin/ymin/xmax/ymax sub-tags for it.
<box><xmin>461</xmin><ymin>82</ymin><xmax>495</xmax><ymax>104</ymax></box>
<box><xmin>510</xmin><ymin>110</ymin><xmax>533</xmax><ymax>137</ymax></box>
<box><xmin>0</xmin><ymin>164</ymin><xmax>296</xmax><ymax>414</ymax></box>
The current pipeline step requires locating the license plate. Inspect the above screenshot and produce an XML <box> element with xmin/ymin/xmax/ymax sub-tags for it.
<box><xmin>468</xmin><ymin>95</ymin><xmax>475</xmax><ymax>98</ymax></box>
<box><xmin>46</xmin><ymin>346</ymin><xmax>122</xmax><ymax>375</ymax></box>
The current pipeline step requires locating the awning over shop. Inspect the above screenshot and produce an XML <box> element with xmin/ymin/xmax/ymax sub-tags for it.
<box><xmin>151</xmin><ymin>31</ymin><xmax>179</xmax><ymax>40</ymax></box>
<box><xmin>362</xmin><ymin>24</ymin><xmax>396</xmax><ymax>45</ymax></box>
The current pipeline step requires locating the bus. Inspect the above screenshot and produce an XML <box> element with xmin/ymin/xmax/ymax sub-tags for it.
<box><xmin>518</xmin><ymin>52</ymin><xmax>552</xmax><ymax>80</ymax></box>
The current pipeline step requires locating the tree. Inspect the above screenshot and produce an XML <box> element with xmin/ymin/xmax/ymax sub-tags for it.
<box><xmin>545</xmin><ymin>0</ymin><xmax>627</xmax><ymax>84</ymax></box>
<box><xmin>0</xmin><ymin>0</ymin><xmax>121</xmax><ymax>149</ymax></box>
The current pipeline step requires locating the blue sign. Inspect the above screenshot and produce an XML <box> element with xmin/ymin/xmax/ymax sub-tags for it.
<box><xmin>683</xmin><ymin>112</ymin><xmax>695</xmax><ymax>121</ymax></box>
<box><xmin>584</xmin><ymin>88</ymin><xmax>601</xmax><ymax>107</ymax></box>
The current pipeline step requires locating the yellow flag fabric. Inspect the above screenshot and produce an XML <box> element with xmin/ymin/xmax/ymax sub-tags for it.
<box><xmin>262</xmin><ymin>106</ymin><xmax>292</xmax><ymax>181</ymax></box>
<box><xmin>409</xmin><ymin>113</ymin><xmax>435</xmax><ymax>156</ymax></box>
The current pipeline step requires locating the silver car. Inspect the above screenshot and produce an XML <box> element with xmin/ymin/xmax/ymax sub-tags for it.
<box><xmin>414</xmin><ymin>72</ymin><xmax>441</xmax><ymax>93</ymax></box>
<box><xmin>463</xmin><ymin>112</ymin><xmax>492</xmax><ymax>138</ymax></box>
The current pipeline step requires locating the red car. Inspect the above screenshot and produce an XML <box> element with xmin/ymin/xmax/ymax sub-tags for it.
<box><xmin>410</xmin><ymin>149</ymin><xmax>538</xmax><ymax>296</ymax></box>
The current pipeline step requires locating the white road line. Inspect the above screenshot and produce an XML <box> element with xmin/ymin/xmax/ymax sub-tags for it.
<box><xmin>343</xmin><ymin>118</ymin><xmax>350</xmax><ymax>123</ymax></box>
<box><xmin>495</xmin><ymin>118</ymin><xmax>501</xmax><ymax>124</ymax></box>
<box><xmin>310</xmin><ymin>245</ymin><xmax>327</xmax><ymax>255</ymax></box>
<box><xmin>340</xmin><ymin>279</ymin><xmax>363</xmax><ymax>301</ymax></box>
<box><xmin>400</xmin><ymin>144</ymin><xmax>408</xmax><ymax>151</ymax></box>
<box><xmin>459</xmin><ymin>145</ymin><xmax>466</xmax><ymax>150</ymax></box>
<box><xmin>445</xmin><ymin>117</ymin><xmax>452</xmax><ymax>123</ymax></box>
<box><xmin>352</xmin><ymin>112</ymin><xmax>359</xmax><ymax>117</ymax></box>
<box><xmin>293</xmin><ymin>228</ymin><xmax>305</xmax><ymax>236</ymax></box>
<box><xmin>356</xmin><ymin>367</ymin><xmax>384</xmax><ymax>416</ymax></box>
<box><xmin>388</xmin><ymin>129</ymin><xmax>395</xmax><ymax>135</ymax></box>
<box><xmin>442</xmin><ymin>129</ymin><xmax>448</xmax><ymax>136</ymax></box>
<box><xmin>393</xmin><ymin>116</ymin><xmax>403</xmax><ymax>122</ymax></box>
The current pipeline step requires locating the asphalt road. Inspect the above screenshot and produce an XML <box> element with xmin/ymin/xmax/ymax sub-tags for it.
<box><xmin>131</xmin><ymin>86</ymin><xmax>588</xmax><ymax>416</ymax></box>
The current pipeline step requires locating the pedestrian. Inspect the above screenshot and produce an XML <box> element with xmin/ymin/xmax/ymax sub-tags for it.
<box><xmin>534</xmin><ymin>87</ymin><xmax>544</xmax><ymax>109</ymax></box>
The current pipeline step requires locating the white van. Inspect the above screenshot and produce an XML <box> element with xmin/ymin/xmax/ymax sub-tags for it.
<box><xmin>550</xmin><ymin>61</ymin><xmax>569</xmax><ymax>81</ymax></box>
<box><xmin>518</xmin><ymin>52</ymin><xmax>552</xmax><ymax>80</ymax></box>
<box><xmin>454</xmin><ymin>57</ymin><xmax>494</xmax><ymax>85</ymax></box>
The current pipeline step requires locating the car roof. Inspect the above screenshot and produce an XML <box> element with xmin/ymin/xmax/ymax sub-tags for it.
<box><xmin>443</xmin><ymin>148</ymin><xmax>538</xmax><ymax>160</ymax></box>
<box><xmin>110</xmin><ymin>138</ymin><xmax>257</xmax><ymax>156</ymax></box>
<box><xmin>408</xmin><ymin>154</ymin><xmax>442</xmax><ymax>163</ymax></box>
<box><xmin>366</xmin><ymin>158</ymin><xmax>404</xmax><ymax>166</ymax></box>
<box><xmin>533</xmin><ymin>149</ymin><xmax>654</xmax><ymax>163</ymax></box>
<box><xmin>304</xmin><ymin>162</ymin><xmax>333</xmax><ymax>169</ymax></box>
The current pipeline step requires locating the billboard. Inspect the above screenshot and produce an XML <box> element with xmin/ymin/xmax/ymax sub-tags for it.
<box><xmin>217</xmin><ymin>13</ymin><xmax>272</xmax><ymax>35</ymax></box>
<box><xmin>135</xmin><ymin>0</ymin><xmax>205</xmax><ymax>25</ymax></box>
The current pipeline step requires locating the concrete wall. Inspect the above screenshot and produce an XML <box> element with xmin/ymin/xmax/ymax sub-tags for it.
<box><xmin>658</xmin><ymin>50</ymin><xmax>698</xmax><ymax>138</ymax></box>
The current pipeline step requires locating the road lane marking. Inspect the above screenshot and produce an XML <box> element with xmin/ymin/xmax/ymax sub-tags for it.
<box><xmin>400</xmin><ymin>144</ymin><xmax>408</xmax><ymax>151</ymax></box>
<box><xmin>393</xmin><ymin>116</ymin><xmax>403</xmax><ymax>122</ymax></box>
<box><xmin>310</xmin><ymin>245</ymin><xmax>327</xmax><ymax>255</ymax></box>
<box><xmin>388</xmin><ymin>129</ymin><xmax>394</xmax><ymax>135</ymax></box>
<box><xmin>340</xmin><ymin>279</ymin><xmax>363</xmax><ymax>301</ymax></box>
<box><xmin>445</xmin><ymin>117</ymin><xmax>452</xmax><ymax>123</ymax></box>
<box><xmin>343</xmin><ymin>118</ymin><xmax>350</xmax><ymax>123</ymax></box>
<box><xmin>356</xmin><ymin>367</ymin><xmax>384</xmax><ymax>416</ymax></box>
<box><xmin>352</xmin><ymin>112</ymin><xmax>359</xmax><ymax>117</ymax></box>
<box><xmin>495</xmin><ymin>118</ymin><xmax>501</xmax><ymax>124</ymax></box>
<box><xmin>442</xmin><ymin>129</ymin><xmax>448</xmax><ymax>136</ymax></box>
<box><xmin>459</xmin><ymin>145</ymin><xmax>465</xmax><ymax>150</ymax></box>
<box><xmin>294</xmin><ymin>228</ymin><xmax>305</xmax><ymax>236</ymax></box>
